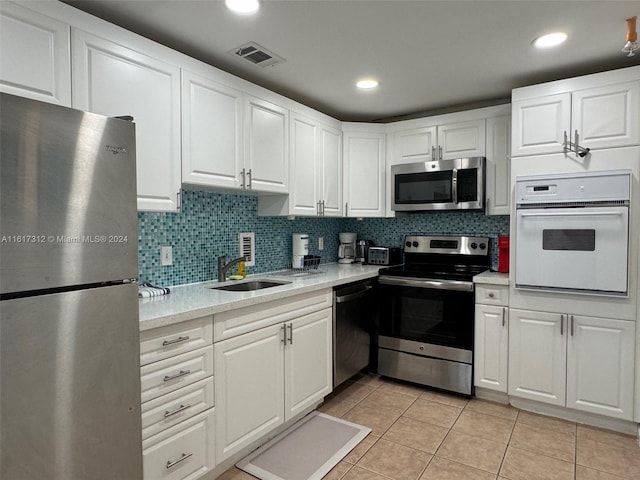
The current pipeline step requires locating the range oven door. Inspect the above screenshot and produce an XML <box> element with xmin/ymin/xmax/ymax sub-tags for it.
<box><xmin>391</xmin><ymin>157</ymin><xmax>484</xmax><ymax>211</ymax></box>
<box><xmin>516</xmin><ymin>206</ymin><xmax>629</xmax><ymax>295</ymax></box>
<box><xmin>377</xmin><ymin>276</ymin><xmax>475</xmax><ymax>356</ymax></box>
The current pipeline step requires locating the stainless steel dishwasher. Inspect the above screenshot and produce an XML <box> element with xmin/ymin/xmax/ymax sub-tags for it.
<box><xmin>333</xmin><ymin>279</ymin><xmax>374</xmax><ymax>388</ymax></box>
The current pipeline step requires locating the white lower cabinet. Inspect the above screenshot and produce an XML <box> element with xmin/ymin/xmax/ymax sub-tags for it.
<box><xmin>474</xmin><ymin>284</ymin><xmax>509</xmax><ymax>393</ymax></box>
<box><xmin>508</xmin><ymin>309</ymin><xmax>635</xmax><ymax>420</ymax></box>
<box><xmin>140</xmin><ymin>316</ymin><xmax>215</xmax><ymax>480</ymax></box>
<box><xmin>142</xmin><ymin>409</ymin><xmax>215</xmax><ymax>480</ymax></box>
<box><xmin>215</xmin><ymin>307</ymin><xmax>332</xmax><ymax>462</ymax></box>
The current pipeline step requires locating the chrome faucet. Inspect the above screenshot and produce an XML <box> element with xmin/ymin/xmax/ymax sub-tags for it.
<box><xmin>217</xmin><ymin>255</ymin><xmax>246</xmax><ymax>282</ymax></box>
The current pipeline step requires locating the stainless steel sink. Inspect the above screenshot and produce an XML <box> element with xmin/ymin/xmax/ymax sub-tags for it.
<box><xmin>210</xmin><ymin>280</ymin><xmax>291</xmax><ymax>292</ymax></box>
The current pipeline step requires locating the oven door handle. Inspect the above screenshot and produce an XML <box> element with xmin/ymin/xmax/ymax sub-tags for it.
<box><xmin>378</xmin><ymin>276</ymin><xmax>474</xmax><ymax>292</ymax></box>
<box><xmin>519</xmin><ymin>211</ymin><xmax>623</xmax><ymax>217</ymax></box>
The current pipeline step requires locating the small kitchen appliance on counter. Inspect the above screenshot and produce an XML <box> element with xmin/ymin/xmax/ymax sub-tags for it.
<box><xmin>367</xmin><ymin>246</ymin><xmax>403</xmax><ymax>266</ymax></box>
<box><xmin>355</xmin><ymin>239</ymin><xmax>375</xmax><ymax>263</ymax></box>
<box><xmin>338</xmin><ymin>232</ymin><xmax>356</xmax><ymax>264</ymax></box>
<box><xmin>292</xmin><ymin>233</ymin><xmax>309</xmax><ymax>269</ymax></box>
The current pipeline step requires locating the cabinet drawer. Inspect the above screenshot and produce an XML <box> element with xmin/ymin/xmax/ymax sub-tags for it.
<box><xmin>214</xmin><ymin>289</ymin><xmax>332</xmax><ymax>341</ymax></box>
<box><xmin>475</xmin><ymin>284</ymin><xmax>509</xmax><ymax>306</ymax></box>
<box><xmin>141</xmin><ymin>316</ymin><xmax>213</xmax><ymax>366</ymax></box>
<box><xmin>143</xmin><ymin>409</ymin><xmax>215</xmax><ymax>480</ymax></box>
<box><xmin>142</xmin><ymin>377</ymin><xmax>214</xmax><ymax>440</ymax></box>
<box><xmin>141</xmin><ymin>345</ymin><xmax>213</xmax><ymax>403</ymax></box>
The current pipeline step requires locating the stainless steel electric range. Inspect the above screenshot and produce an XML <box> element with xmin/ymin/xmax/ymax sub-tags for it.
<box><xmin>376</xmin><ymin>235</ymin><xmax>490</xmax><ymax>396</ymax></box>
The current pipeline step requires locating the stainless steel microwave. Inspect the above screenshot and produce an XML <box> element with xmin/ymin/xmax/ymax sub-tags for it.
<box><xmin>391</xmin><ymin>157</ymin><xmax>485</xmax><ymax>212</ymax></box>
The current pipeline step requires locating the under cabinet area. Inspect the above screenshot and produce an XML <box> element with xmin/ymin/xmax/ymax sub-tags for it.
<box><xmin>213</xmin><ymin>290</ymin><xmax>333</xmax><ymax>462</ymax></box>
<box><xmin>508</xmin><ymin>308</ymin><xmax>636</xmax><ymax>421</ymax></box>
<box><xmin>474</xmin><ymin>284</ymin><xmax>509</xmax><ymax>393</ymax></box>
<box><xmin>140</xmin><ymin>316</ymin><xmax>216</xmax><ymax>480</ymax></box>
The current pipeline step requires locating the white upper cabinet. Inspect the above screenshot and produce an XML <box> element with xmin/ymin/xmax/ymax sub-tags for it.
<box><xmin>318</xmin><ymin>123</ymin><xmax>343</xmax><ymax>217</ymax></box>
<box><xmin>392</xmin><ymin>120</ymin><xmax>485</xmax><ymax>164</ymax></box>
<box><xmin>0</xmin><ymin>1</ymin><xmax>71</xmax><ymax>106</ymax></box>
<box><xmin>437</xmin><ymin>119</ymin><xmax>485</xmax><ymax>160</ymax></box>
<box><xmin>343</xmin><ymin>126</ymin><xmax>386</xmax><ymax>218</ymax></box>
<box><xmin>394</xmin><ymin>126</ymin><xmax>437</xmax><ymax>163</ymax></box>
<box><xmin>288</xmin><ymin>112</ymin><xmax>320</xmax><ymax>216</ymax></box>
<box><xmin>244</xmin><ymin>95</ymin><xmax>289</xmax><ymax>193</ymax></box>
<box><xmin>182</xmin><ymin>69</ymin><xmax>243</xmax><ymax>190</ymax></box>
<box><xmin>512</xmin><ymin>68</ymin><xmax>640</xmax><ymax>157</ymax></box>
<box><xmin>71</xmin><ymin>29</ymin><xmax>182</xmax><ymax>212</ymax></box>
<box><xmin>485</xmin><ymin>115</ymin><xmax>511</xmax><ymax>215</ymax></box>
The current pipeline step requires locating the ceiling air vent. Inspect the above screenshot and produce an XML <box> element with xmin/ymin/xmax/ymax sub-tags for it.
<box><xmin>230</xmin><ymin>42</ymin><xmax>285</xmax><ymax>68</ymax></box>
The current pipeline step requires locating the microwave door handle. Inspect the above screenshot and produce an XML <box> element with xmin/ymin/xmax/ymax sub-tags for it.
<box><xmin>452</xmin><ymin>168</ymin><xmax>458</xmax><ymax>204</ymax></box>
<box><xmin>519</xmin><ymin>211</ymin><xmax>624</xmax><ymax>217</ymax></box>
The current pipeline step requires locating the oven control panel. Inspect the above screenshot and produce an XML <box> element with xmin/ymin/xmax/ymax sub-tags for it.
<box><xmin>403</xmin><ymin>235</ymin><xmax>489</xmax><ymax>255</ymax></box>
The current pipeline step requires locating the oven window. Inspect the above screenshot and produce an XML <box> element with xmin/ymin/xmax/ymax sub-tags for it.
<box><xmin>456</xmin><ymin>168</ymin><xmax>478</xmax><ymax>203</ymax></box>
<box><xmin>542</xmin><ymin>229</ymin><xmax>595</xmax><ymax>251</ymax></box>
<box><xmin>395</xmin><ymin>171</ymin><xmax>452</xmax><ymax>204</ymax></box>
<box><xmin>379</xmin><ymin>285</ymin><xmax>474</xmax><ymax>350</ymax></box>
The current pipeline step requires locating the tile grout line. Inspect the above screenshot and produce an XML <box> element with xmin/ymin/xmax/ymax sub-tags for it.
<box><xmin>496</xmin><ymin>409</ymin><xmax>519</xmax><ymax>479</ymax></box>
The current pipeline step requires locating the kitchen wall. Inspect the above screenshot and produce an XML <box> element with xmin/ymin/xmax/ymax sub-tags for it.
<box><xmin>138</xmin><ymin>190</ymin><xmax>510</xmax><ymax>286</ymax></box>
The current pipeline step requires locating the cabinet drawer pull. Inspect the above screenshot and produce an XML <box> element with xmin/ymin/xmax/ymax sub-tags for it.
<box><xmin>163</xmin><ymin>403</ymin><xmax>191</xmax><ymax>418</ymax></box>
<box><xmin>163</xmin><ymin>370</ymin><xmax>191</xmax><ymax>382</ymax></box>
<box><xmin>162</xmin><ymin>336</ymin><xmax>190</xmax><ymax>346</ymax></box>
<box><xmin>166</xmin><ymin>452</ymin><xmax>193</xmax><ymax>469</ymax></box>
<box><xmin>488</xmin><ymin>292</ymin><xmax>495</xmax><ymax>298</ymax></box>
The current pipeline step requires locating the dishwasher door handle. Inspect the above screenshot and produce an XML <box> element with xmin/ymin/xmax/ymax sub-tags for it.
<box><xmin>335</xmin><ymin>286</ymin><xmax>372</xmax><ymax>304</ymax></box>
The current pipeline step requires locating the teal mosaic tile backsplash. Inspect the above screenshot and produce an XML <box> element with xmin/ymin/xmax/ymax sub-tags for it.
<box><xmin>138</xmin><ymin>189</ymin><xmax>510</xmax><ymax>286</ymax></box>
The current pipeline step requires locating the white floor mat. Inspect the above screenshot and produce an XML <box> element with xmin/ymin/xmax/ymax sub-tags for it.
<box><xmin>236</xmin><ymin>412</ymin><xmax>371</xmax><ymax>480</ymax></box>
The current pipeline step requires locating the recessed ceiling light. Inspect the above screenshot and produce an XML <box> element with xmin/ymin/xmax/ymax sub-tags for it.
<box><xmin>225</xmin><ymin>0</ymin><xmax>260</xmax><ymax>15</ymax></box>
<box><xmin>356</xmin><ymin>79</ymin><xmax>379</xmax><ymax>90</ymax></box>
<box><xmin>532</xmin><ymin>32</ymin><xmax>568</xmax><ymax>49</ymax></box>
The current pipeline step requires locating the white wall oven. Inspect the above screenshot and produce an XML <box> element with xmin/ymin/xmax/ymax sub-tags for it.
<box><xmin>515</xmin><ymin>170</ymin><xmax>631</xmax><ymax>296</ymax></box>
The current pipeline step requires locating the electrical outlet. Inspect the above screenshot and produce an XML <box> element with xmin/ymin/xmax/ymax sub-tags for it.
<box><xmin>318</xmin><ymin>236</ymin><xmax>324</xmax><ymax>251</ymax></box>
<box><xmin>160</xmin><ymin>246</ymin><xmax>173</xmax><ymax>266</ymax></box>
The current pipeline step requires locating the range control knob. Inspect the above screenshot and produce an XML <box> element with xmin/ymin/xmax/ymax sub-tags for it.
<box><xmin>405</xmin><ymin>241</ymin><xmax>411</xmax><ymax>248</ymax></box>
<box><xmin>470</xmin><ymin>242</ymin><xmax>478</xmax><ymax>249</ymax></box>
<box><xmin>412</xmin><ymin>241</ymin><xmax>419</xmax><ymax>248</ymax></box>
<box><xmin>479</xmin><ymin>243</ymin><xmax>487</xmax><ymax>250</ymax></box>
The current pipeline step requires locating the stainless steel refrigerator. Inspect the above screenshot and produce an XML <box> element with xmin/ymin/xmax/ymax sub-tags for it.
<box><xmin>0</xmin><ymin>93</ymin><xmax>143</xmax><ymax>479</ymax></box>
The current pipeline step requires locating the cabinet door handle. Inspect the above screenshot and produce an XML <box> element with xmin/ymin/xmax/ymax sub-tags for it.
<box><xmin>560</xmin><ymin>314</ymin><xmax>564</xmax><ymax>336</ymax></box>
<box><xmin>321</xmin><ymin>200</ymin><xmax>325</xmax><ymax>216</ymax></box>
<box><xmin>317</xmin><ymin>201</ymin><xmax>321</xmax><ymax>216</ymax></box>
<box><xmin>166</xmin><ymin>452</ymin><xmax>193</xmax><ymax>469</ymax></box>
<box><xmin>164</xmin><ymin>403</ymin><xmax>191</xmax><ymax>418</ymax></box>
<box><xmin>162</xmin><ymin>335</ymin><xmax>190</xmax><ymax>346</ymax></box>
<box><xmin>438</xmin><ymin>145</ymin><xmax>442</xmax><ymax>160</ymax></box>
<box><xmin>570</xmin><ymin>315</ymin><xmax>574</xmax><ymax>336</ymax></box>
<box><xmin>176</xmin><ymin>190</ymin><xmax>181</xmax><ymax>211</ymax></box>
<box><xmin>163</xmin><ymin>370</ymin><xmax>191</xmax><ymax>382</ymax></box>
<box><xmin>288</xmin><ymin>323</ymin><xmax>293</xmax><ymax>345</ymax></box>
<box><xmin>240</xmin><ymin>168</ymin><xmax>246</xmax><ymax>189</ymax></box>
<box><xmin>247</xmin><ymin>168</ymin><xmax>252</xmax><ymax>189</ymax></box>
<box><xmin>281</xmin><ymin>324</ymin><xmax>287</xmax><ymax>344</ymax></box>
<box><xmin>501</xmin><ymin>307</ymin><xmax>506</xmax><ymax>327</ymax></box>
<box><xmin>432</xmin><ymin>146</ymin><xmax>436</xmax><ymax>159</ymax></box>
<box><xmin>345</xmin><ymin>202</ymin><xmax>348</xmax><ymax>216</ymax></box>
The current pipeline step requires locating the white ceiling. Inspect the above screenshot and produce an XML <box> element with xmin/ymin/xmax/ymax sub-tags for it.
<box><xmin>62</xmin><ymin>0</ymin><xmax>639</xmax><ymax>122</ymax></box>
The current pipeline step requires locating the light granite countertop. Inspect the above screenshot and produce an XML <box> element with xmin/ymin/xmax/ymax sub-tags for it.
<box><xmin>473</xmin><ymin>270</ymin><xmax>510</xmax><ymax>285</ymax></box>
<box><xmin>139</xmin><ymin>263</ymin><xmax>382</xmax><ymax>331</ymax></box>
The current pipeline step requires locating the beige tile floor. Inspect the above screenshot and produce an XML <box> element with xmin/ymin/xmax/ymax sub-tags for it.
<box><xmin>219</xmin><ymin>373</ymin><xmax>640</xmax><ymax>480</ymax></box>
